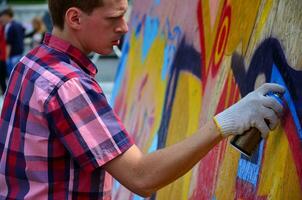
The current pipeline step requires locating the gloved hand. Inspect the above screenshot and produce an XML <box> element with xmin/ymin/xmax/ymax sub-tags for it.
<box><xmin>213</xmin><ymin>83</ymin><xmax>285</xmax><ymax>138</ymax></box>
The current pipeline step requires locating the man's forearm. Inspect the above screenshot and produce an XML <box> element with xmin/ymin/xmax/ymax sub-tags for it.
<box><xmin>136</xmin><ymin>119</ymin><xmax>223</xmax><ymax>192</ymax></box>
<box><xmin>104</xmin><ymin>119</ymin><xmax>223</xmax><ymax>197</ymax></box>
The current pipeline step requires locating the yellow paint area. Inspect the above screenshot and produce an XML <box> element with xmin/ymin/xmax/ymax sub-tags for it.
<box><xmin>258</xmin><ymin>126</ymin><xmax>302</xmax><ymax>199</ymax></box>
<box><xmin>156</xmin><ymin>71</ymin><xmax>202</xmax><ymax>200</ymax></box>
<box><xmin>200</xmin><ymin>0</ymin><xmax>224</xmax><ymax>74</ymax></box>
<box><xmin>253</xmin><ymin>0</ymin><xmax>274</xmax><ymax>43</ymax></box>
<box><xmin>121</xmin><ymin>32</ymin><xmax>168</xmax><ymax>151</ymax></box>
<box><xmin>226</xmin><ymin>0</ymin><xmax>262</xmax><ymax>55</ymax></box>
<box><xmin>214</xmin><ymin>139</ymin><xmax>241</xmax><ymax>200</ymax></box>
<box><xmin>213</xmin><ymin>71</ymin><xmax>242</xmax><ymax>200</ymax></box>
<box><xmin>245</xmin><ymin>0</ymin><xmax>275</xmax><ymax>62</ymax></box>
<box><xmin>200</xmin><ymin>0</ymin><xmax>263</xmax><ymax>75</ymax></box>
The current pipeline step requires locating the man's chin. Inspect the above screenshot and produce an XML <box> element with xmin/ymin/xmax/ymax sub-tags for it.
<box><xmin>97</xmin><ymin>48</ymin><xmax>113</xmax><ymax>56</ymax></box>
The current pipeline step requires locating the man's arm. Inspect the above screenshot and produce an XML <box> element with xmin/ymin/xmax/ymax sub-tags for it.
<box><xmin>103</xmin><ymin>83</ymin><xmax>285</xmax><ymax>197</ymax></box>
<box><xmin>104</xmin><ymin>120</ymin><xmax>222</xmax><ymax>197</ymax></box>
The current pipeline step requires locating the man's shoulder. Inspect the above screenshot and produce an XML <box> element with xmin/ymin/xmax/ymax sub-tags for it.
<box><xmin>23</xmin><ymin>46</ymin><xmax>89</xmax><ymax>86</ymax></box>
<box><xmin>10</xmin><ymin>20</ymin><xmax>24</xmax><ymax>30</ymax></box>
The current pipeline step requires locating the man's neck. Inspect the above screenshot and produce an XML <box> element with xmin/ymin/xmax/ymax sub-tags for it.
<box><xmin>52</xmin><ymin>27</ymin><xmax>90</xmax><ymax>55</ymax></box>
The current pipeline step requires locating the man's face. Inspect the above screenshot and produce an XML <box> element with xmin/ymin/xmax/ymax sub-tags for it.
<box><xmin>79</xmin><ymin>0</ymin><xmax>129</xmax><ymax>55</ymax></box>
<box><xmin>0</xmin><ymin>15</ymin><xmax>10</xmax><ymax>26</ymax></box>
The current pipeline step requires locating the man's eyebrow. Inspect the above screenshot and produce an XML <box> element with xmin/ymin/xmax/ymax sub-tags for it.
<box><xmin>118</xmin><ymin>5</ymin><xmax>128</xmax><ymax>14</ymax></box>
<box><xmin>110</xmin><ymin>10</ymin><xmax>127</xmax><ymax>18</ymax></box>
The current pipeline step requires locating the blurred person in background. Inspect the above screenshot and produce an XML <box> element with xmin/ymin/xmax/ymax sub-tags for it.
<box><xmin>0</xmin><ymin>7</ymin><xmax>25</xmax><ymax>77</ymax></box>
<box><xmin>0</xmin><ymin>24</ymin><xmax>6</xmax><ymax>95</ymax></box>
<box><xmin>42</xmin><ymin>11</ymin><xmax>53</xmax><ymax>32</ymax></box>
<box><xmin>25</xmin><ymin>16</ymin><xmax>46</xmax><ymax>48</ymax></box>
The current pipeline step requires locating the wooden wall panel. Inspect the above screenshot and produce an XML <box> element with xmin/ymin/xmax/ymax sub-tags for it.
<box><xmin>112</xmin><ymin>0</ymin><xmax>302</xmax><ymax>199</ymax></box>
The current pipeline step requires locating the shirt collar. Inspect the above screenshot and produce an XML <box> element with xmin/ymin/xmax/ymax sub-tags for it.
<box><xmin>43</xmin><ymin>33</ymin><xmax>98</xmax><ymax>77</ymax></box>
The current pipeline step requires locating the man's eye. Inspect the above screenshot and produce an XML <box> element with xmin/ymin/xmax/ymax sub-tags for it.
<box><xmin>109</xmin><ymin>16</ymin><xmax>123</xmax><ymax>20</ymax></box>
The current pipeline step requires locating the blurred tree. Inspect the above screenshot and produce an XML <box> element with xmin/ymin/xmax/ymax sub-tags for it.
<box><xmin>7</xmin><ymin>0</ymin><xmax>46</xmax><ymax>4</ymax></box>
<box><xmin>0</xmin><ymin>0</ymin><xmax>6</xmax><ymax>5</ymax></box>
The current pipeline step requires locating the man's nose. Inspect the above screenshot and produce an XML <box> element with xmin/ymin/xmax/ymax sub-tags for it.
<box><xmin>115</xmin><ymin>17</ymin><xmax>129</xmax><ymax>34</ymax></box>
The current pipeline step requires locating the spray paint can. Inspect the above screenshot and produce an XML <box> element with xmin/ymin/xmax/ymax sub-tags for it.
<box><xmin>230</xmin><ymin>92</ymin><xmax>284</xmax><ymax>157</ymax></box>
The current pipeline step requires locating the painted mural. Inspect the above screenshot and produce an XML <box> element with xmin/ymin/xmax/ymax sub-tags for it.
<box><xmin>111</xmin><ymin>0</ymin><xmax>302</xmax><ymax>199</ymax></box>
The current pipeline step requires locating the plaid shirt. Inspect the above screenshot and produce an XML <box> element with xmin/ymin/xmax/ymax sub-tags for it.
<box><xmin>0</xmin><ymin>33</ymin><xmax>133</xmax><ymax>200</ymax></box>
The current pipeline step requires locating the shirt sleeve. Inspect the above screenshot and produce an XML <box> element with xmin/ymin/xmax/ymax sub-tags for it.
<box><xmin>45</xmin><ymin>77</ymin><xmax>134</xmax><ymax>171</ymax></box>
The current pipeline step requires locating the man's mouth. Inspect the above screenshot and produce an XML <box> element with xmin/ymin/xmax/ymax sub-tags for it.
<box><xmin>112</xmin><ymin>40</ymin><xmax>120</xmax><ymax>46</ymax></box>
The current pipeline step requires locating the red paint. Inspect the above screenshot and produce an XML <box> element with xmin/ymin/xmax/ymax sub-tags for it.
<box><xmin>197</xmin><ymin>0</ymin><xmax>231</xmax><ymax>89</ymax></box>
<box><xmin>191</xmin><ymin>74</ymin><xmax>240</xmax><ymax>199</ymax></box>
<box><xmin>191</xmin><ymin>146</ymin><xmax>224</xmax><ymax>199</ymax></box>
<box><xmin>218</xmin><ymin>26</ymin><xmax>227</xmax><ymax>55</ymax></box>
<box><xmin>209</xmin><ymin>4</ymin><xmax>231</xmax><ymax>77</ymax></box>
<box><xmin>235</xmin><ymin>178</ymin><xmax>267</xmax><ymax>200</ymax></box>
<box><xmin>283</xmin><ymin>110</ymin><xmax>302</xmax><ymax>190</ymax></box>
<box><xmin>138</xmin><ymin>75</ymin><xmax>148</xmax><ymax>101</ymax></box>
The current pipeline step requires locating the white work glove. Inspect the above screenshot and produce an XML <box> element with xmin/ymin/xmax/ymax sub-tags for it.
<box><xmin>213</xmin><ymin>83</ymin><xmax>285</xmax><ymax>138</ymax></box>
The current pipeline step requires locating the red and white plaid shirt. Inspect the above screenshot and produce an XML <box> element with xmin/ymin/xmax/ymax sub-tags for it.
<box><xmin>0</xmin><ymin>33</ymin><xmax>133</xmax><ymax>200</ymax></box>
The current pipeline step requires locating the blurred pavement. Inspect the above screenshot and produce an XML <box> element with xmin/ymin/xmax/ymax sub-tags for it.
<box><xmin>95</xmin><ymin>56</ymin><xmax>119</xmax><ymax>105</ymax></box>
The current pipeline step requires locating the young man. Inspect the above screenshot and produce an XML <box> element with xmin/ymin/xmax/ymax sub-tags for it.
<box><xmin>0</xmin><ymin>0</ymin><xmax>285</xmax><ymax>199</ymax></box>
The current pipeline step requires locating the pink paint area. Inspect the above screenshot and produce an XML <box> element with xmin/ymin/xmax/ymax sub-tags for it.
<box><xmin>209</xmin><ymin>0</ymin><xmax>221</xmax><ymax>28</ymax></box>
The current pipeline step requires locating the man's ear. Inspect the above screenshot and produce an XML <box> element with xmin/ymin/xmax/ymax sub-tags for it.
<box><xmin>65</xmin><ymin>7</ymin><xmax>83</xmax><ymax>30</ymax></box>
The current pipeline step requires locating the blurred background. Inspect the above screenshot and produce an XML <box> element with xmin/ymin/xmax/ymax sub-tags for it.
<box><xmin>0</xmin><ymin>0</ymin><xmax>133</xmax><ymax>111</ymax></box>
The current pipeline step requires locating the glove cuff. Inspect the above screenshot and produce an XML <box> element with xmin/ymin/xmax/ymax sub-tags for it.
<box><xmin>213</xmin><ymin>111</ymin><xmax>237</xmax><ymax>137</ymax></box>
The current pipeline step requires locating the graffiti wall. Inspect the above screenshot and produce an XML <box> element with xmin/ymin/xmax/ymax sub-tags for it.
<box><xmin>111</xmin><ymin>0</ymin><xmax>302</xmax><ymax>199</ymax></box>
